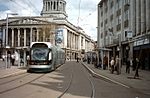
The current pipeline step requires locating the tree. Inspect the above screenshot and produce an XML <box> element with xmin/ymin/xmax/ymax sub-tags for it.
<box><xmin>39</xmin><ymin>23</ymin><xmax>57</xmax><ymax>45</ymax></box>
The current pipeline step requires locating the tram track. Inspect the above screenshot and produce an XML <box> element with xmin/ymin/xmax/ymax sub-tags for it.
<box><xmin>0</xmin><ymin>73</ymin><xmax>30</xmax><ymax>85</ymax></box>
<box><xmin>57</xmin><ymin>62</ymin><xmax>95</xmax><ymax>98</ymax></box>
<box><xmin>57</xmin><ymin>68</ymin><xmax>73</xmax><ymax>98</ymax></box>
<box><xmin>80</xmin><ymin>62</ymin><xmax>95</xmax><ymax>98</ymax></box>
<box><xmin>0</xmin><ymin>73</ymin><xmax>46</xmax><ymax>94</ymax></box>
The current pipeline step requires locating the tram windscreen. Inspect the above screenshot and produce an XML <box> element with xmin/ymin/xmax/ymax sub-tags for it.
<box><xmin>31</xmin><ymin>48</ymin><xmax>49</xmax><ymax>61</ymax></box>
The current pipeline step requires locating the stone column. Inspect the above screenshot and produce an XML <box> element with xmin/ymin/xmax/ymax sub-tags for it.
<box><xmin>130</xmin><ymin>0</ymin><xmax>136</xmax><ymax>60</ymax></box>
<box><xmin>70</xmin><ymin>32</ymin><xmax>72</xmax><ymax>60</ymax></box>
<box><xmin>23</xmin><ymin>28</ymin><xmax>27</xmax><ymax>67</ymax></box>
<box><xmin>17</xmin><ymin>28</ymin><xmax>20</xmax><ymax>47</ymax></box>
<box><xmin>2</xmin><ymin>28</ymin><xmax>5</xmax><ymax>47</ymax></box>
<box><xmin>46</xmin><ymin>1</ymin><xmax>48</xmax><ymax>11</ymax></box>
<box><xmin>11</xmin><ymin>28</ymin><xmax>14</xmax><ymax>47</ymax></box>
<box><xmin>44</xmin><ymin>1</ymin><xmax>46</xmax><ymax>11</ymax></box>
<box><xmin>131</xmin><ymin>0</ymin><xmax>136</xmax><ymax>36</ymax></box>
<box><xmin>37</xmin><ymin>28</ymin><xmax>39</xmax><ymax>42</ymax></box>
<box><xmin>24</xmin><ymin>28</ymin><xmax>26</xmax><ymax>47</ymax></box>
<box><xmin>43</xmin><ymin>30</ymin><xmax>45</xmax><ymax>42</ymax></box>
<box><xmin>74</xmin><ymin>34</ymin><xmax>76</xmax><ymax>49</ymax></box>
<box><xmin>136</xmin><ymin>0</ymin><xmax>141</xmax><ymax>35</ymax></box>
<box><xmin>17</xmin><ymin>28</ymin><xmax>20</xmax><ymax>67</ymax></box>
<box><xmin>30</xmin><ymin>27</ymin><xmax>32</xmax><ymax>44</ymax></box>
<box><xmin>51</xmin><ymin>1</ymin><xmax>53</xmax><ymax>10</ymax></box>
<box><xmin>141</xmin><ymin>0</ymin><xmax>146</xmax><ymax>34</ymax></box>
<box><xmin>146</xmin><ymin>0</ymin><xmax>150</xmax><ymax>32</ymax></box>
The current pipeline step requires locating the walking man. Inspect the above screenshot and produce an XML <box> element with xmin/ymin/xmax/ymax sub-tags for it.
<box><xmin>126</xmin><ymin>58</ymin><xmax>130</xmax><ymax>74</ymax></box>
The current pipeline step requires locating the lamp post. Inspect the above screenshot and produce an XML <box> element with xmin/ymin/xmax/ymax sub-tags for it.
<box><xmin>5</xmin><ymin>13</ymin><xmax>18</xmax><ymax>68</ymax></box>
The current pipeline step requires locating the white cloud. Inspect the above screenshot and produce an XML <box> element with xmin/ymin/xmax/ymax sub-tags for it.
<box><xmin>66</xmin><ymin>0</ymin><xmax>99</xmax><ymax>41</ymax></box>
<box><xmin>0</xmin><ymin>0</ymin><xmax>99</xmax><ymax>41</ymax></box>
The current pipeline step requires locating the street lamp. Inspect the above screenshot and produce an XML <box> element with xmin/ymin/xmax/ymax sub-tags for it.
<box><xmin>5</xmin><ymin>13</ymin><xmax>18</xmax><ymax>68</ymax></box>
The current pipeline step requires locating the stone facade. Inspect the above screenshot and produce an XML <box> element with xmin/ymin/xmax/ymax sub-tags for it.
<box><xmin>97</xmin><ymin>0</ymin><xmax>150</xmax><ymax>70</ymax></box>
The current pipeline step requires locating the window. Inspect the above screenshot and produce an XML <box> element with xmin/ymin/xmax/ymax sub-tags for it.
<box><xmin>125</xmin><ymin>0</ymin><xmax>129</xmax><ymax>4</ymax></box>
<box><xmin>101</xmin><ymin>11</ymin><xmax>103</xmax><ymax>17</ymax></box>
<box><xmin>105</xmin><ymin>19</ymin><xmax>108</xmax><ymax>25</ymax></box>
<box><xmin>110</xmin><ymin>1</ymin><xmax>113</xmax><ymax>9</ymax></box>
<box><xmin>116</xmin><ymin>14</ymin><xmax>121</xmax><ymax>31</ymax></box>
<box><xmin>116</xmin><ymin>9</ymin><xmax>121</xmax><ymax>16</ymax></box>
<box><xmin>101</xmin><ymin>22</ymin><xmax>103</xmax><ymax>27</ymax></box>
<box><xmin>124</xmin><ymin>20</ymin><xmax>129</xmax><ymax>28</ymax></box>
<box><xmin>105</xmin><ymin>6</ymin><xmax>108</xmax><ymax>13</ymax></box>
<box><xmin>101</xmin><ymin>32</ymin><xmax>103</xmax><ymax>38</ymax></box>
<box><xmin>124</xmin><ymin>10</ymin><xmax>129</xmax><ymax>21</ymax></box>
<box><xmin>110</xmin><ymin>14</ymin><xmax>113</xmax><ymax>21</ymax></box>
<box><xmin>116</xmin><ymin>0</ymin><xmax>122</xmax><ymax>9</ymax></box>
<box><xmin>124</xmin><ymin>4</ymin><xmax>129</xmax><ymax>11</ymax></box>
<box><xmin>116</xmin><ymin>24</ymin><xmax>121</xmax><ymax>31</ymax></box>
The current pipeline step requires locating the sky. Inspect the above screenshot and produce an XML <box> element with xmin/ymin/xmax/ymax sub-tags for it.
<box><xmin>0</xmin><ymin>0</ymin><xmax>99</xmax><ymax>41</ymax></box>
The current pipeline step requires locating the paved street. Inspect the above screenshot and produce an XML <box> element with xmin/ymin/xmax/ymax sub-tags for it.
<box><xmin>82</xmin><ymin>62</ymin><xmax>150</xmax><ymax>95</ymax></box>
<box><xmin>0</xmin><ymin>61</ymin><xmax>149</xmax><ymax>98</ymax></box>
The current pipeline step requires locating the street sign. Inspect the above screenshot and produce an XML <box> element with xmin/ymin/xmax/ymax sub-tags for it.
<box><xmin>125</xmin><ymin>31</ymin><xmax>133</xmax><ymax>38</ymax></box>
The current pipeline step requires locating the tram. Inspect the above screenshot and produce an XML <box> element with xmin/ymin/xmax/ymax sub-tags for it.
<box><xmin>27</xmin><ymin>42</ymin><xmax>65</xmax><ymax>72</ymax></box>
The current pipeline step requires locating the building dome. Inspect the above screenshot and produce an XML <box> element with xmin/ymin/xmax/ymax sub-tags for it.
<box><xmin>41</xmin><ymin>0</ymin><xmax>68</xmax><ymax>18</ymax></box>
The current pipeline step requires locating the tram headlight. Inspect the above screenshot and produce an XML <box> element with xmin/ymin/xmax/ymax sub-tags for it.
<box><xmin>29</xmin><ymin>61</ymin><xmax>34</xmax><ymax>65</ymax></box>
<box><xmin>43</xmin><ymin>62</ymin><xmax>48</xmax><ymax>64</ymax></box>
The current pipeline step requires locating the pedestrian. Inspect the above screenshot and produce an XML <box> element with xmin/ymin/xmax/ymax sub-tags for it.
<box><xmin>2</xmin><ymin>55</ymin><xmax>5</xmax><ymax>61</ymax></box>
<box><xmin>103</xmin><ymin>55</ymin><xmax>108</xmax><ymax>70</ymax></box>
<box><xmin>11</xmin><ymin>54</ymin><xmax>15</xmax><ymax>66</ymax></box>
<box><xmin>7</xmin><ymin>54</ymin><xmax>11</xmax><ymax>68</ymax></box>
<box><xmin>132</xmin><ymin>57</ymin><xmax>136</xmax><ymax>71</ymax></box>
<box><xmin>87</xmin><ymin>56</ymin><xmax>90</xmax><ymax>64</ymax></box>
<box><xmin>93</xmin><ymin>54</ymin><xmax>98</xmax><ymax>68</ymax></box>
<box><xmin>126</xmin><ymin>58</ymin><xmax>130</xmax><ymax>74</ymax></box>
<box><xmin>27</xmin><ymin>55</ymin><xmax>30</xmax><ymax>65</ymax></box>
<box><xmin>134</xmin><ymin>58</ymin><xmax>140</xmax><ymax>78</ymax></box>
<box><xmin>115</xmin><ymin>55</ymin><xmax>119</xmax><ymax>75</ymax></box>
<box><xmin>76</xmin><ymin>55</ymin><xmax>79</xmax><ymax>63</ymax></box>
<box><xmin>110</xmin><ymin>57</ymin><xmax>115</xmax><ymax>74</ymax></box>
<box><xmin>98</xmin><ymin>57</ymin><xmax>102</xmax><ymax>68</ymax></box>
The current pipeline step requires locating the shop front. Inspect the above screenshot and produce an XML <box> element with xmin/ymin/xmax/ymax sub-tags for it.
<box><xmin>133</xmin><ymin>35</ymin><xmax>150</xmax><ymax>70</ymax></box>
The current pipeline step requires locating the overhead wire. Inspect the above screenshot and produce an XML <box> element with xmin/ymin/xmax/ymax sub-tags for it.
<box><xmin>9</xmin><ymin>0</ymin><xmax>41</xmax><ymax>15</ymax></box>
<box><xmin>26</xmin><ymin>0</ymin><xmax>41</xmax><ymax>14</ymax></box>
<box><xmin>77</xmin><ymin>0</ymin><xmax>81</xmax><ymax>26</ymax></box>
<box><xmin>9</xmin><ymin>0</ymin><xmax>28</xmax><ymax>10</ymax></box>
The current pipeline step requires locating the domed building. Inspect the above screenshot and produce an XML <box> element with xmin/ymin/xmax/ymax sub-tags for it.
<box><xmin>0</xmin><ymin>0</ymin><xmax>95</xmax><ymax>66</ymax></box>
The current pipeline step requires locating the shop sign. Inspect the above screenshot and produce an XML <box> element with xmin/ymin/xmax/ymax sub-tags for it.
<box><xmin>134</xmin><ymin>38</ymin><xmax>149</xmax><ymax>46</ymax></box>
<box><xmin>125</xmin><ymin>31</ymin><xmax>133</xmax><ymax>38</ymax></box>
